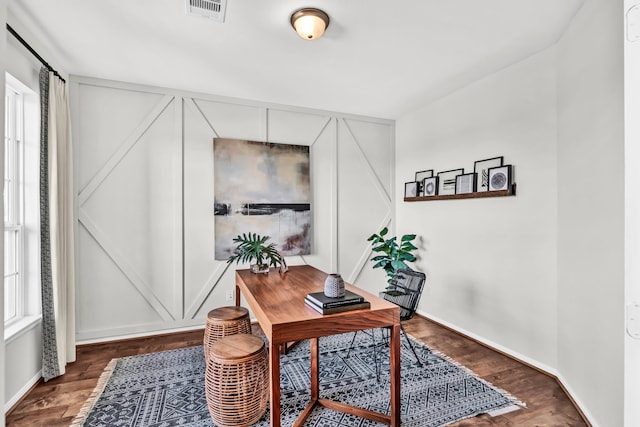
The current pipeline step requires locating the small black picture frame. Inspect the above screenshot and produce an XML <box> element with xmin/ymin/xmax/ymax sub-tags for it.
<box><xmin>455</xmin><ymin>173</ymin><xmax>477</xmax><ymax>194</ymax></box>
<box><xmin>422</xmin><ymin>177</ymin><xmax>438</xmax><ymax>196</ymax></box>
<box><xmin>404</xmin><ymin>181</ymin><xmax>419</xmax><ymax>198</ymax></box>
<box><xmin>474</xmin><ymin>156</ymin><xmax>503</xmax><ymax>192</ymax></box>
<box><xmin>488</xmin><ymin>165</ymin><xmax>512</xmax><ymax>191</ymax></box>
<box><xmin>415</xmin><ymin>170</ymin><xmax>434</xmax><ymax>195</ymax></box>
<box><xmin>437</xmin><ymin>168</ymin><xmax>464</xmax><ymax>196</ymax></box>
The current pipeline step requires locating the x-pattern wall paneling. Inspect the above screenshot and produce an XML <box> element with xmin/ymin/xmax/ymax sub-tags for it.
<box><xmin>71</xmin><ymin>77</ymin><xmax>395</xmax><ymax>341</ymax></box>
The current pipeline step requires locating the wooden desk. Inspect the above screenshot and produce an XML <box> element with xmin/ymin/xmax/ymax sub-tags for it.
<box><xmin>235</xmin><ymin>265</ymin><xmax>401</xmax><ymax>427</ymax></box>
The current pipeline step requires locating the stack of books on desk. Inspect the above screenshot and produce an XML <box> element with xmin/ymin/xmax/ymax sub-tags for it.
<box><xmin>304</xmin><ymin>290</ymin><xmax>370</xmax><ymax>314</ymax></box>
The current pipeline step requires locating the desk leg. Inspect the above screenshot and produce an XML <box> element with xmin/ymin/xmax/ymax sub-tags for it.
<box><xmin>235</xmin><ymin>285</ymin><xmax>240</xmax><ymax>306</ymax></box>
<box><xmin>269</xmin><ymin>340</ymin><xmax>282</xmax><ymax>427</ymax></box>
<box><xmin>310</xmin><ymin>338</ymin><xmax>319</xmax><ymax>401</ymax></box>
<box><xmin>389</xmin><ymin>324</ymin><xmax>401</xmax><ymax>427</ymax></box>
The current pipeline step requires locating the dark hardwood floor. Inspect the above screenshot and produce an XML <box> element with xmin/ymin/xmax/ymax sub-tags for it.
<box><xmin>402</xmin><ymin>316</ymin><xmax>589</xmax><ymax>427</ymax></box>
<box><xmin>6</xmin><ymin>315</ymin><xmax>588</xmax><ymax>426</ymax></box>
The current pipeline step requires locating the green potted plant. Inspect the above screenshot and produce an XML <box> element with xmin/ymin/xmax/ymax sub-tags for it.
<box><xmin>368</xmin><ymin>227</ymin><xmax>417</xmax><ymax>283</ymax></box>
<box><xmin>227</xmin><ymin>233</ymin><xmax>286</xmax><ymax>274</ymax></box>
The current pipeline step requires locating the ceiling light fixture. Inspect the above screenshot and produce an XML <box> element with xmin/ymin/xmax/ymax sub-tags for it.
<box><xmin>290</xmin><ymin>8</ymin><xmax>330</xmax><ymax>40</ymax></box>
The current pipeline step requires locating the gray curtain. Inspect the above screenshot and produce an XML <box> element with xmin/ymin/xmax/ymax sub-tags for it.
<box><xmin>39</xmin><ymin>67</ymin><xmax>76</xmax><ymax>381</ymax></box>
<box><xmin>40</xmin><ymin>67</ymin><xmax>59</xmax><ymax>381</ymax></box>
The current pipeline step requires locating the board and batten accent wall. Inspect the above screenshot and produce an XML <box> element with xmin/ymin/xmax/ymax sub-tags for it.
<box><xmin>70</xmin><ymin>76</ymin><xmax>395</xmax><ymax>341</ymax></box>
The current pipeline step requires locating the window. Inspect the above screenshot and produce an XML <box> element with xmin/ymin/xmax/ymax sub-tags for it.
<box><xmin>4</xmin><ymin>82</ymin><xmax>24</xmax><ymax>325</ymax></box>
<box><xmin>4</xmin><ymin>73</ymin><xmax>40</xmax><ymax>336</ymax></box>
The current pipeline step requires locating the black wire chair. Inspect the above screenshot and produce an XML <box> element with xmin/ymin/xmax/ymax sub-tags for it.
<box><xmin>379</xmin><ymin>268</ymin><xmax>426</xmax><ymax>366</ymax></box>
<box><xmin>346</xmin><ymin>268</ymin><xmax>426</xmax><ymax>379</ymax></box>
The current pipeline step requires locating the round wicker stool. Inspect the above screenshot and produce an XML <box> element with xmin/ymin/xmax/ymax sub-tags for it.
<box><xmin>205</xmin><ymin>334</ymin><xmax>269</xmax><ymax>427</ymax></box>
<box><xmin>204</xmin><ymin>306</ymin><xmax>251</xmax><ymax>361</ymax></box>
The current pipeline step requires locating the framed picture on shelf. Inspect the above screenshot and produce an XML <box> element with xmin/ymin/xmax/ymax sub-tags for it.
<box><xmin>474</xmin><ymin>156</ymin><xmax>503</xmax><ymax>192</ymax></box>
<box><xmin>488</xmin><ymin>165</ymin><xmax>512</xmax><ymax>191</ymax></box>
<box><xmin>415</xmin><ymin>169</ymin><xmax>434</xmax><ymax>182</ymax></box>
<box><xmin>422</xmin><ymin>176</ymin><xmax>438</xmax><ymax>196</ymax></box>
<box><xmin>455</xmin><ymin>173</ymin><xmax>476</xmax><ymax>194</ymax></box>
<box><xmin>415</xmin><ymin>170</ymin><xmax>434</xmax><ymax>196</ymax></box>
<box><xmin>437</xmin><ymin>168</ymin><xmax>464</xmax><ymax>195</ymax></box>
<box><xmin>404</xmin><ymin>181</ymin><xmax>419</xmax><ymax>198</ymax></box>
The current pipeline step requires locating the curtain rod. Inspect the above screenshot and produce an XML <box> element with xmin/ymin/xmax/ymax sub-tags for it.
<box><xmin>6</xmin><ymin>23</ymin><xmax>66</xmax><ymax>84</ymax></box>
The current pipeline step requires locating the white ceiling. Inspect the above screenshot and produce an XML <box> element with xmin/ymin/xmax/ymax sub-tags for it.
<box><xmin>8</xmin><ymin>0</ymin><xmax>583</xmax><ymax>119</ymax></box>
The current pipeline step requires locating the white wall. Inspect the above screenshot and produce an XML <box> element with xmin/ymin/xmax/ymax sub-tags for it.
<box><xmin>556</xmin><ymin>0</ymin><xmax>625</xmax><ymax>425</ymax></box>
<box><xmin>624</xmin><ymin>1</ymin><xmax>640</xmax><ymax>424</ymax></box>
<box><xmin>3</xmin><ymin>13</ymin><xmax>47</xmax><ymax>412</ymax></box>
<box><xmin>4</xmin><ymin>324</ymin><xmax>41</xmax><ymax>411</ymax></box>
<box><xmin>71</xmin><ymin>76</ymin><xmax>395</xmax><ymax>341</ymax></box>
<box><xmin>397</xmin><ymin>0</ymin><xmax>627</xmax><ymax>425</ymax></box>
<box><xmin>3</xmin><ymin>2</ymin><xmax>629</xmax><ymax>424</ymax></box>
<box><xmin>396</xmin><ymin>48</ymin><xmax>559</xmax><ymax>369</ymax></box>
<box><xmin>1</xmin><ymin>0</ymin><xmax>7</xmax><ymax>423</ymax></box>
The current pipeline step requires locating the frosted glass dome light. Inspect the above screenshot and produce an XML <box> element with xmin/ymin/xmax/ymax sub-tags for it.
<box><xmin>290</xmin><ymin>8</ymin><xmax>330</xmax><ymax>40</ymax></box>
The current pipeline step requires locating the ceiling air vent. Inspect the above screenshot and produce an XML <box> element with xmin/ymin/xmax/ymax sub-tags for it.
<box><xmin>185</xmin><ymin>0</ymin><xmax>227</xmax><ymax>22</ymax></box>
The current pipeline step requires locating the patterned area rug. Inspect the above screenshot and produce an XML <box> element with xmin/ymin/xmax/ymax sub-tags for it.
<box><xmin>72</xmin><ymin>332</ymin><xmax>524</xmax><ymax>427</ymax></box>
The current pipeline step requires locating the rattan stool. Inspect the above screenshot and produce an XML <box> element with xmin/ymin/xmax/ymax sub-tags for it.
<box><xmin>205</xmin><ymin>334</ymin><xmax>269</xmax><ymax>427</ymax></box>
<box><xmin>204</xmin><ymin>306</ymin><xmax>251</xmax><ymax>361</ymax></box>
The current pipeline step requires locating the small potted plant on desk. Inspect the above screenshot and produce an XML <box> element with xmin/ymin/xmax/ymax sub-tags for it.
<box><xmin>227</xmin><ymin>232</ymin><xmax>287</xmax><ymax>274</ymax></box>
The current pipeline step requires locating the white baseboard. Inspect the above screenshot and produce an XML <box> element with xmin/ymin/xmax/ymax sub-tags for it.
<box><xmin>418</xmin><ymin>310</ymin><xmax>596</xmax><ymax>426</ymax></box>
<box><xmin>555</xmin><ymin>373</ymin><xmax>599</xmax><ymax>427</ymax></box>
<box><xmin>418</xmin><ymin>310</ymin><xmax>557</xmax><ymax>374</ymax></box>
<box><xmin>5</xmin><ymin>370</ymin><xmax>41</xmax><ymax>414</ymax></box>
<box><xmin>6</xmin><ymin>325</ymin><xmax>207</xmax><ymax>414</ymax></box>
<box><xmin>76</xmin><ymin>324</ymin><xmax>205</xmax><ymax>345</ymax></box>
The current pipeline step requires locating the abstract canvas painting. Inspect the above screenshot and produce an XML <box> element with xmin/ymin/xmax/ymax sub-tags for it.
<box><xmin>213</xmin><ymin>138</ymin><xmax>311</xmax><ymax>260</ymax></box>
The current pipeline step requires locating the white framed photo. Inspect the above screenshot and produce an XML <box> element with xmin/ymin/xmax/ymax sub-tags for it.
<box><xmin>488</xmin><ymin>165</ymin><xmax>512</xmax><ymax>191</ymax></box>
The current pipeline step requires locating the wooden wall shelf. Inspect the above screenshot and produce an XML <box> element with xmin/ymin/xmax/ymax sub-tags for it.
<box><xmin>404</xmin><ymin>183</ymin><xmax>517</xmax><ymax>202</ymax></box>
